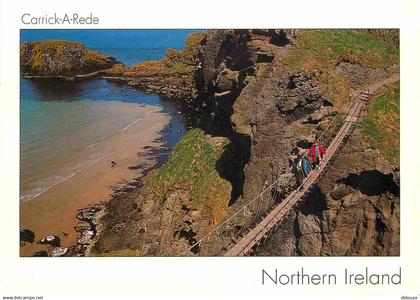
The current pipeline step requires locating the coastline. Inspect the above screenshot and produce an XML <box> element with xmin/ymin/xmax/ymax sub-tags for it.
<box><xmin>20</xmin><ymin>104</ymin><xmax>172</xmax><ymax>256</ymax></box>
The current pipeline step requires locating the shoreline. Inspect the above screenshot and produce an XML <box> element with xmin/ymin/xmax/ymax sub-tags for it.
<box><xmin>84</xmin><ymin>141</ymin><xmax>173</xmax><ymax>257</ymax></box>
<box><xmin>20</xmin><ymin>104</ymin><xmax>181</xmax><ymax>256</ymax></box>
<box><xmin>21</xmin><ymin>74</ymin><xmax>198</xmax><ymax>118</ymax></box>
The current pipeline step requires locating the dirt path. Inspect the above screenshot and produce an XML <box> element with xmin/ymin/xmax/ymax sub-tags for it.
<box><xmin>352</xmin><ymin>72</ymin><xmax>400</xmax><ymax>96</ymax></box>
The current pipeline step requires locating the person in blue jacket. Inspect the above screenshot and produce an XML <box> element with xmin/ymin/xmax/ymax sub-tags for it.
<box><xmin>294</xmin><ymin>156</ymin><xmax>312</xmax><ymax>185</ymax></box>
<box><xmin>301</xmin><ymin>156</ymin><xmax>312</xmax><ymax>177</ymax></box>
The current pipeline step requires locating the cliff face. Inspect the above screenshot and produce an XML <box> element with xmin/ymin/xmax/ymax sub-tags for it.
<box><xmin>195</xmin><ymin>29</ymin><xmax>293</xmax><ymax>136</ymax></box>
<box><xmin>186</xmin><ymin>29</ymin><xmax>399</xmax><ymax>256</ymax></box>
<box><xmin>224</xmin><ymin>30</ymin><xmax>400</xmax><ymax>256</ymax></box>
<box><xmin>196</xmin><ymin>29</ymin><xmax>398</xmax><ymax>204</ymax></box>
<box><xmin>20</xmin><ymin>40</ymin><xmax>120</xmax><ymax>78</ymax></box>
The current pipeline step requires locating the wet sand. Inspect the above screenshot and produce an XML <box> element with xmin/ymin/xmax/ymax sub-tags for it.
<box><xmin>20</xmin><ymin>105</ymin><xmax>170</xmax><ymax>256</ymax></box>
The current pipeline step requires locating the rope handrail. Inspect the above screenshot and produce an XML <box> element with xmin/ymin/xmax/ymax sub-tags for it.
<box><xmin>224</xmin><ymin>96</ymin><xmax>367</xmax><ymax>256</ymax></box>
<box><xmin>181</xmin><ymin>89</ymin><xmax>365</xmax><ymax>255</ymax></box>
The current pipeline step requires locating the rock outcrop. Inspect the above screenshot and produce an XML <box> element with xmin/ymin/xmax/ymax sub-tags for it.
<box><xmin>49</xmin><ymin>247</ymin><xmax>68</xmax><ymax>257</ymax></box>
<box><xmin>67</xmin><ymin>205</ymin><xmax>104</xmax><ymax>256</ymax></box>
<box><xmin>24</xmin><ymin>205</ymin><xmax>104</xmax><ymax>257</ymax></box>
<box><xmin>20</xmin><ymin>40</ymin><xmax>120</xmax><ymax>79</ymax></box>
<box><xmin>104</xmin><ymin>32</ymin><xmax>206</xmax><ymax>103</ymax></box>
<box><xmin>38</xmin><ymin>235</ymin><xmax>61</xmax><ymax>247</ymax></box>
<box><xmin>20</xmin><ymin>229</ymin><xmax>35</xmax><ymax>246</ymax></box>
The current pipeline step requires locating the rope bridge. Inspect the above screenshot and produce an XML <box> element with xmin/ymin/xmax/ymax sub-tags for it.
<box><xmin>181</xmin><ymin>89</ymin><xmax>372</xmax><ymax>256</ymax></box>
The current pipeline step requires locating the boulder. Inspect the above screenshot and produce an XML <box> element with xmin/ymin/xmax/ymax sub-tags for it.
<box><xmin>297</xmin><ymin>213</ymin><xmax>321</xmax><ymax>235</ymax></box>
<box><xmin>39</xmin><ymin>235</ymin><xmax>61</xmax><ymax>247</ymax></box>
<box><xmin>20</xmin><ymin>229</ymin><xmax>35</xmax><ymax>246</ymax></box>
<box><xmin>49</xmin><ymin>247</ymin><xmax>68</xmax><ymax>257</ymax></box>
<box><xmin>216</xmin><ymin>69</ymin><xmax>239</xmax><ymax>92</ymax></box>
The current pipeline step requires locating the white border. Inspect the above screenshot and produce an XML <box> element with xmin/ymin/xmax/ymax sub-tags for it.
<box><xmin>1</xmin><ymin>0</ymin><xmax>419</xmax><ymax>299</ymax></box>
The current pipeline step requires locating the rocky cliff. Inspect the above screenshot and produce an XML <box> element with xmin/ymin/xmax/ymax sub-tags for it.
<box><xmin>20</xmin><ymin>40</ymin><xmax>120</xmax><ymax>78</ymax></box>
<box><xmin>226</xmin><ymin>30</ymin><xmax>399</xmax><ymax>256</ymax></box>
<box><xmin>187</xmin><ymin>29</ymin><xmax>399</xmax><ymax>256</ymax></box>
<box><xmin>253</xmin><ymin>82</ymin><xmax>400</xmax><ymax>256</ymax></box>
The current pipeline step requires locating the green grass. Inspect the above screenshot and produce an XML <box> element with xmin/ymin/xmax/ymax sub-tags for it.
<box><xmin>296</xmin><ymin>123</ymin><xmax>316</xmax><ymax>135</ymax></box>
<box><xmin>281</xmin><ymin>30</ymin><xmax>399</xmax><ymax>109</ymax></box>
<box><xmin>285</xmin><ymin>30</ymin><xmax>399</xmax><ymax>70</ymax></box>
<box><xmin>145</xmin><ymin>129</ymin><xmax>232</xmax><ymax>227</ymax></box>
<box><xmin>36</xmin><ymin>39</ymin><xmax>84</xmax><ymax>49</ymax></box>
<box><xmin>163</xmin><ymin>62</ymin><xmax>194</xmax><ymax>75</ymax></box>
<box><xmin>362</xmin><ymin>82</ymin><xmax>400</xmax><ymax>165</ymax></box>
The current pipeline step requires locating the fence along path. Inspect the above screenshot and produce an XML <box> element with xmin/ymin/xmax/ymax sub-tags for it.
<box><xmin>181</xmin><ymin>74</ymin><xmax>399</xmax><ymax>256</ymax></box>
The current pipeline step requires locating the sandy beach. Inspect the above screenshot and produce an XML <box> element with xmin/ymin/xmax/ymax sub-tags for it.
<box><xmin>20</xmin><ymin>104</ymin><xmax>170</xmax><ymax>256</ymax></box>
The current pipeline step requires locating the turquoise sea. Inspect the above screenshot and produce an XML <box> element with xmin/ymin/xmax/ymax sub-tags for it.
<box><xmin>20</xmin><ymin>29</ymin><xmax>199</xmax><ymax>201</ymax></box>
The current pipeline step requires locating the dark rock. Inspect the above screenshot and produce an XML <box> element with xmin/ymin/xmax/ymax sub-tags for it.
<box><xmin>256</xmin><ymin>53</ymin><xmax>274</xmax><ymax>63</ymax></box>
<box><xmin>330</xmin><ymin>184</ymin><xmax>351</xmax><ymax>200</ymax></box>
<box><xmin>20</xmin><ymin>229</ymin><xmax>35</xmax><ymax>246</ymax></box>
<box><xmin>70</xmin><ymin>204</ymin><xmax>104</xmax><ymax>256</ymax></box>
<box><xmin>338</xmin><ymin>170</ymin><xmax>399</xmax><ymax>197</ymax></box>
<box><xmin>336</xmin><ymin>61</ymin><xmax>387</xmax><ymax>87</ymax></box>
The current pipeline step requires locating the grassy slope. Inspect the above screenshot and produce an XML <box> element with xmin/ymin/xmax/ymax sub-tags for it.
<box><xmin>283</xmin><ymin>30</ymin><xmax>399</xmax><ymax>107</ymax></box>
<box><xmin>362</xmin><ymin>82</ymin><xmax>400</xmax><ymax>166</ymax></box>
<box><xmin>144</xmin><ymin>128</ymin><xmax>232</xmax><ymax>227</ymax></box>
<box><xmin>286</xmin><ymin>30</ymin><xmax>400</xmax><ymax>167</ymax></box>
<box><xmin>286</xmin><ymin>30</ymin><xmax>398</xmax><ymax>69</ymax></box>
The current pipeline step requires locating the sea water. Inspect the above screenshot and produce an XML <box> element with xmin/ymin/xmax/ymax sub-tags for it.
<box><xmin>20</xmin><ymin>29</ymin><xmax>198</xmax><ymax>201</ymax></box>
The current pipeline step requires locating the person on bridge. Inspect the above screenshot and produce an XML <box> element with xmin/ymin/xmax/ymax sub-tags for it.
<box><xmin>294</xmin><ymin>156</ymin><xmax>312</xmax><ymax>185</ymax></box>
<box><xmin>301</xmin><ymin>156</ymin><xmax>312</xmax><ymax>176</ymax></box>
<box><xmin>310</xmin><ymin>141</ymin><xmax>326</xmax><ymax>168</ymax></box>
<box><xmin>294</xmin><ymin>158</ymin><xmax>304</xmax><ymax>185</ymax></box>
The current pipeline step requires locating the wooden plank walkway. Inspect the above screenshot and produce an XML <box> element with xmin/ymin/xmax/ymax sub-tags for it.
<box><xmin>224</xmin><ymin>91</ymin><xmax>371</xmax><ymax>256</ymax></box>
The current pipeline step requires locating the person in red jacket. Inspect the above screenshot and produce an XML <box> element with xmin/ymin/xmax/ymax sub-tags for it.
<box><xmin>310</xmin><ymin>141</ymin><xmax>326</xmax><ymax>168</ymax></box>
